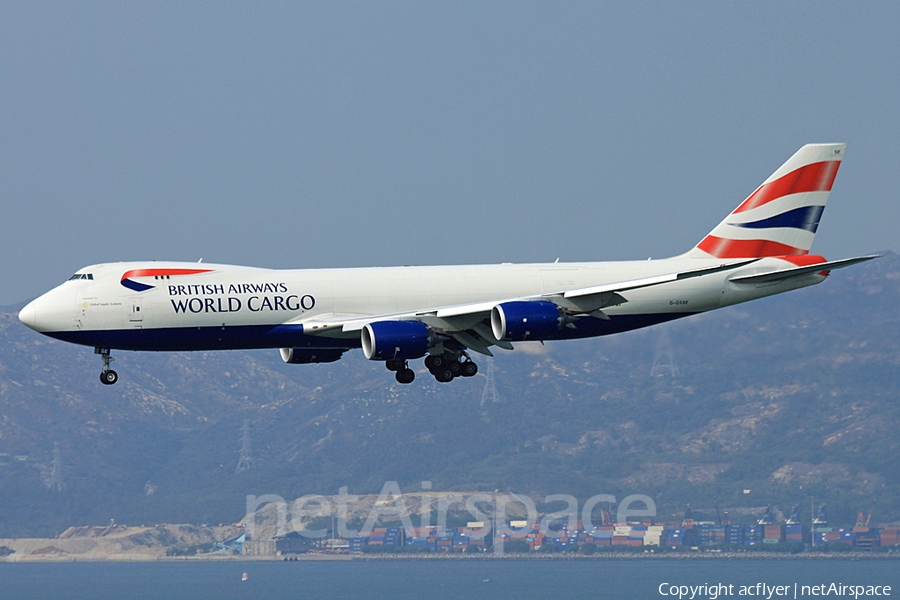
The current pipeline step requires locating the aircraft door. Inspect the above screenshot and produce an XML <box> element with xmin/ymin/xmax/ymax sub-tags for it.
<box><xmin>128</xmin><ymin>297</ymin><xmax>143</xmax><ymax>323</ymax></box>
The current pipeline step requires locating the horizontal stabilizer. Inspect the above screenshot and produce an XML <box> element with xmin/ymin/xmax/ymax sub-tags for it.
<box><xmin>729</xmin><ymin>255</ymin><xmax>879</xmax><ymax>285</ymax></box>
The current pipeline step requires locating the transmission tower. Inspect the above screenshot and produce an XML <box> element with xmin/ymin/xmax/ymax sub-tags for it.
<box><xmin>650</xmin><ymin>326</ymin><xmax>678</xmax><ymax>377</ymax></box>
<box><xmin>46</xmin><ymin>442</ymin><xmax>65</xmax><ymax>491</ymax></box>
<box><xmin>480</xmin><ymin>358</ymin><xmax>501</xmax><ymax>406</ymax></box>
<box><xmin>235</xmin><ymin>420</ymin><xmax>254</xmax><ymax>474</ymax></box>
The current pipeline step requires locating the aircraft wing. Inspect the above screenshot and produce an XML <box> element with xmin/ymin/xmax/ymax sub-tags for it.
<box><xmin>553</xmin><ymin>258</ymin><xmax>759</xmax><ymax>311</ymax></box>
<box><xmin>289</xmin><ymin>259</ymin><xmax>760</xmax><ymax>355</ymax></box>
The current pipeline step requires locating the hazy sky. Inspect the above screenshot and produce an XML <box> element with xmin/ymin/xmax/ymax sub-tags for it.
<box><xmin>2</xmin><ymin>2</ymin><xmax>898</xmax><ymax>305</ymax></box>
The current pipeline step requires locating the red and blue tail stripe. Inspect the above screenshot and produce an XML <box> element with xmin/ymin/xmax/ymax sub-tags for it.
<box><xmin>690</xmin><ymin>144</ymin><xmax>845</xmax><ymax>260</ymax></box>
<box><xmin>733</xmin><ymin>160</ymin><xmax>840</xmax><ymax>214</ymax></box>
<box><xmin>732</xmin><ymin>205</ymin><xmax>824</xmax><ymax>233</ymax></box>
<box><xmin>121</xmin><ymin>268</ymin><xmax>213</xmax><ymax>292</ymax></box>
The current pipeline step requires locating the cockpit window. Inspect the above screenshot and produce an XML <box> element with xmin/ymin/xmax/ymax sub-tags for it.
<box><xmin>68</xmin><ymin>273</ymin><xmax>94</xmax><ymax>281</ymax></box>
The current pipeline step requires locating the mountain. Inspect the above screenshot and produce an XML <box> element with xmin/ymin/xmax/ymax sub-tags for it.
<box><xmin>1</xmin><ymin>252</ymin><xmax>898</xmax><ymax>537</ymax></box>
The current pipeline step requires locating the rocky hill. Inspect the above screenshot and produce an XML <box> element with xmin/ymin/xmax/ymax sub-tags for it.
<box><xmin>1</xmin><ymin>252</ymin><xmax>898</xmax><ymax>537</ymax></box>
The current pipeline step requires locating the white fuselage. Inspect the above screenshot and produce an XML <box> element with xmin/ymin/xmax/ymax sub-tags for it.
<box><xmin>19</xmin><ymin>256</ymin><xmax>824</xmax><ymax>353</ymax></box>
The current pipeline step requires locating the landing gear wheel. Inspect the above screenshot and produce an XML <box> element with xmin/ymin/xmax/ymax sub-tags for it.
<box><xmin>385</xmin><ymin>359</ymin><xmax>404</xmax><ymax>372</ymax></box>
<box><xmin>395</xmin><ymin>368</ymin><xmax>415</xmax><ymax>384</ymax></box>
<box><xmin>461</xmin><ymin>361</ymin><xmax>478</xmax><ymax>377</ymax></box>
<box><xmin>95</xmin><ymin>348</ymin><xmax>118</xmax><ymax>385</ymax></box>
<box><xmin>429</xmin><ymin>355</ymin><xmax>447</xmax><ymax>370</ymax></box>
<box><xmin>424</xmin><ymin>355</ymin><xmax>438</xmax><ymax>371</ymax></box>
<box><xmin>449</xmin><ymin>361</ymin><xmax>462</xmax><ymax>375</ymax></box>
<box><xmin>434</xmin><ymin>368</ymin><xmax>454</xmax><ymax>383</ymax></box>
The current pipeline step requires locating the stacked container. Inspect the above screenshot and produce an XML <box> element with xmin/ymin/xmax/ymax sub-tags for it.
<box><xmin>644</xmin><ymin>526</ymin><xmax>664</xmax><ymax>546</ymax></box>
<box><xmin>626</xmin><ymin>525</ymin><xmax>645</xmax><ymax>547</ymax></box>
<box><xmin>725</xmin><ymin>524</ymin><xmax>744</xmax><ymax>545</ymax></box>
<box><xmin>349</xmin><ymin>535</ymin><xmax>369</xmax><ymax>554</ymax></box>
<box><xmin>588</xmin><ymin>528</ymin><xmax>612</xmax><ymax>546</ymax></box>
<box><xmin>666</xmin><ymin>528</ymin><xmax>684</xmax><ymax>548</ymax></box>
<box><xmin>697</xmin><ymin>524</ymin><xmax>726</xmax><ymax>545</ymax></box>
<box><xmin>762</xmin><ymin>524</ymin><xmax>783</xmax><ymax>544</ymax></box>
<box><xmin>744</xmin><ymin>525</ymin><xmax>762</xmax><ymax>546</ymax></box>
<box><xmin>384</xmin><ymin>527</ymin><xmax>403</xmax><ymax>547</ymax></box>
<box><xmin>435</xmin><ymin>529</ymin><xmax>453</xmax><ymax>551</ymax></box>
<box><xmin>815</xmin><ymin>527</ymin><xmax>855</xmax><ymax>546</ymax></box>
<box><xmin>611</xmin><ymin>524</ymin><xmax>631</xmax><ymax>547</ymax></box>
<box><xmin>881</xmin><ymin>527</ymin><xmax>899</xmax><ymax>547</ymax></box>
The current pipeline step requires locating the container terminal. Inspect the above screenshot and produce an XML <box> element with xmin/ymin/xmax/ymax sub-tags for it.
<box><xmin>335</xmin><ymin>523</ymin><xmax>900</xmax><ymax>555</ymax></box>
<box><xmin>249</xmin><ymin>521</ymin><xmax>900</xmax><ymax>557</ymax></box>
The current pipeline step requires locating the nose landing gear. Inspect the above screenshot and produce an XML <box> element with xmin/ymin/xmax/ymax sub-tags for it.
<box><xmin>95</xmin><ymin>348</ymin><xmax>118</xmax><ymax>385</ymax></box>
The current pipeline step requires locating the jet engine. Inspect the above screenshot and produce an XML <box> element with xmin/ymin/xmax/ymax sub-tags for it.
<box><xmin>491</xmin><ymin>300</ymin><xmax>563</xmax><ymax>341</ymax></box>
<box><xmin>280</xmin><ymin>347</ymin><xmax>346</xmax><ymax>364</ymax></box>
<box><xmin>361</xmin><ymin>321</ymin><xmax>431</xmax><ymax>361</ymax></box>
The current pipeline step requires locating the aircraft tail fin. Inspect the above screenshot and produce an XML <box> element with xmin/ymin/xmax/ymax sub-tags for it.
<box><xmin>688</xmin><ymin>143</ymin><xmax>846</xmax><ymax>259</ymax></box>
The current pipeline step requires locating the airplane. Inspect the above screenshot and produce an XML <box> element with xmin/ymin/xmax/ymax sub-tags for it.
<box><xmin>18</xmin><ymin>143</ymin><xmax>876</xmax><ymax>386</ymax></box>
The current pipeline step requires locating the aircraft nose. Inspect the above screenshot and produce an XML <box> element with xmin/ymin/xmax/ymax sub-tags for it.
<box><xmin>18</xmin><ymin>300</ymin><xmax>38</xmax><ymax>330</ymax></box>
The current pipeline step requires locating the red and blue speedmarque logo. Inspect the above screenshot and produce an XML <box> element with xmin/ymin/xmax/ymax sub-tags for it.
<box><xmin>120</xmin><ymin>269</ymin><xmax>214</xmax><ymax>292</ymax></box>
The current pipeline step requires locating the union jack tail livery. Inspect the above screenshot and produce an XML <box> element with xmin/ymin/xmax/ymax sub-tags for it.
<box><xmin>690</xmin><ymin>143</ymin><xmax>845</xmax><ymax>259</ymax></box>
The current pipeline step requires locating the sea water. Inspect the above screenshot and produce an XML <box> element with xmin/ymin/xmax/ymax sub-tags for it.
<box><xmin>2</xmin><ymin>559</ymin><xmax>898</xmax><ymax>600</ymax></box>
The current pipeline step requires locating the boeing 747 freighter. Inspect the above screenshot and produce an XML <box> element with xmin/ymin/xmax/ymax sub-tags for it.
<box><xmin>19</xmin><ymin>143</ymin><xmax>875</xmax><ymax>385</ymax></box>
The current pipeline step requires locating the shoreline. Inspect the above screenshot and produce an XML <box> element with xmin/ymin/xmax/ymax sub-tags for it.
<box><xmin>3</xmin><ymin>551</ymin><xmax>900</xmax><ymax>563</ymax></box>
<box><xmin>355</xmin><ymin>551</ymin><xmax>900</xmax><ymax>561</ymax></box>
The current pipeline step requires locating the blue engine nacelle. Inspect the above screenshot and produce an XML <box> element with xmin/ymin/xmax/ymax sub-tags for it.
<box><xmin>491</xmin><ymin>301</ymin><xmax>563</xmax><ymax>341</ymax></box>
<box><xmin>280</xmin><ymin>348</ymin><xmax>347</xmax><ymax>364</ymax></box>
<box><xmin>361</xmin><ymin>321</ymin><xmax>431</xmax><ymax>361</ymax></box>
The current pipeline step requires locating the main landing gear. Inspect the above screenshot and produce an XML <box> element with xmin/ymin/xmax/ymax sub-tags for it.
<box><xmin>424</xmin><ymin>354</ymin><xmax>478</xmax><ymax>383</ymax></box>
<box><xmin>385</xmin><ymin>359</ymin><xmax>415</xmax><ymax>384</ymax></box>
<box><xmin>385</xmin><ymin>354</ymin><xmax>479</xmax><ymax>384</ymax></box>
<box><xmin>95</xmin><ymin>348</ymin><xmax>118</xmax><ymax>385</ymax></box>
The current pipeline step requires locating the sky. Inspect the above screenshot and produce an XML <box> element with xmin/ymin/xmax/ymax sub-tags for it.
<box><xmin>2</xmin><ymin>2</ymin><xmax>898</xmax><ymax>305</ymax></box>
